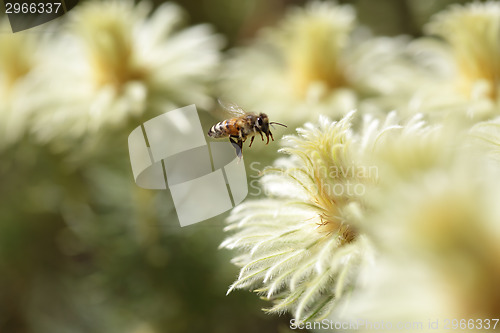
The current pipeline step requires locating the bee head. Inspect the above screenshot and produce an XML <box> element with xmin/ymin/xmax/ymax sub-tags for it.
<box><xmin>257</xmin><ymin>113</ymin><xmax>270</xmax><ymax>134</ymax></box>
<box><xmin>256</xmin><ymin>113</ymin><xmax>286</xmax><ymax>145</ymax></box>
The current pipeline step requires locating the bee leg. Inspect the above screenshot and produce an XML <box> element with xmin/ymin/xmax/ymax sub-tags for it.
<box><xmin>229</xmin><ymin>136</ymin><xmax>243</xmax><ymax>150</ymax></box>
<box><xmin>230</xmin><ymin>136</ymin><xmax>243</xmax><ymax>159</ymax></box>
<box><xmin>248</xmin><ymin>135</ymin><xmax>255</xmax><ymax>147</ymax></box>
<box><xmin>259</xmin><ymin>131</ymin><xmax>264</xmax><ymax>142</ymax></box>
<box><xmin>270</xmin><ymin>131</ymin><xmax>274</xmax><ymax>142</ymax></box>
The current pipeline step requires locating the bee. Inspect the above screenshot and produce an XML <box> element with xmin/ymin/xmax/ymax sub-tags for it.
<box><xmin>208</xmin><ymin>100</ymin><xmax>287</xmax><ymax>157</ymax></box>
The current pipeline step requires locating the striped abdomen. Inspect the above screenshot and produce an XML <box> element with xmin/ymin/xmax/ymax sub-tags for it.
<box><xmin>208</xmin><ymin>118</ymin><xmax>240</xmax><ymax>138</ymax></box>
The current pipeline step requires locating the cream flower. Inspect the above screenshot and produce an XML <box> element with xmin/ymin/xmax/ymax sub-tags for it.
<box><xmin>334</xmin><ymin>119</ymin><xmax>500</xmax><ymax>330</ymax></box>
<box><xmin>274</xmin><ymin>1</ymin><xmax>354</xmax><ymax>97</ymax></box>
<box><xmin>32</xmin><ymin>0</ymin><xmax>222</xmax><ymax>144</ymax></box>
<box><xmin>218</xmin><ymin>1</ymin><xmax>421</xmax><ymax>124</ymax></box>
<box><xmin>0</xmin><ymin>22</ymin><xmax>45</xmax><ymax>148</ymax></box>
<box><xmin>408</xmin><ymin>1</ymin><xmax>500</xmax><ymax>120</ymax></box>
<box><xmin>221</xmin><ymin>111</ymin><xmax>430</xmax><ymax>322</ymax></box>
<box><xmin>342</xmin><ymin>167</ymin><xmax>500</xmax><ymax>330</ymax></box>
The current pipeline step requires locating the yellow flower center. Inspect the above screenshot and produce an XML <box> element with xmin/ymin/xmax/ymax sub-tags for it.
<box><xmin>0</xmin><ymin>34</ymin><xmax>33</xmax><ymax>89</ymax></box>
<box><xmin>274</xmin><ymin>3</ymin><xmax>354</xmax><ymax>98</ymax></box>
<box><xmin>412</xmin><ymin>191</ymin><xmax>500</xmax><ymax>317</ymax></box>
<box><xmin>75</xmin><ymin>3</ymin><xmax>147</xmax><ymax>90</ymax></box>
<box><xmin>285</xmin><ymin>20</ymin><xmax>347</xmax><ymax>96</ymax></box>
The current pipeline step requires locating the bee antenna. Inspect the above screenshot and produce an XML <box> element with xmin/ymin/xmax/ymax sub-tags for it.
<box><xmin>270</xmin><ymin>122</ymin><xmax>287</xmax><ymax>128</ymax></box>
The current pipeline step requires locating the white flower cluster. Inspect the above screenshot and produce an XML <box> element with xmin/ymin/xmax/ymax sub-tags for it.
<box><xmin>3</xmin><ymin>0</ymin><xmax>500</xmax><ymax>329</ymax></box>
<box><xmin>222</xmin><ymin>1</ymin><xmax>500</xmax><ymax>328</ymax></box>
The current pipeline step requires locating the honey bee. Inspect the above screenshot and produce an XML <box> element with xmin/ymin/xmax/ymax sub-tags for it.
<box><xmin>208</xmin><ymin>100</ymin><xmax>287</xmax><ymax>157</ymax></box>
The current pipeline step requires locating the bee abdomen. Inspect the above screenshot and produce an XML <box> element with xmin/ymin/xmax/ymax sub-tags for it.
<box><xmin>208</xmin><ymin>121</ymin><xmax>228</xmax><ymax>138</ymax></box>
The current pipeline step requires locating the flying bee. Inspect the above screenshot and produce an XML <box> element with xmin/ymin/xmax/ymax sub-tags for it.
<box><xmin>208</xmin><ymin>100</ymin><xmax>287</xmax><ymax>158</ymax></box>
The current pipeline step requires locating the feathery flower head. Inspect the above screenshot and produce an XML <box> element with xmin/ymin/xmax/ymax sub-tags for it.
<box><xmin>221</xmin><ymin>111</ymin><xmax>430</xmax><ymax>322</ymax></box>
<box><xmin>369</xmin><ymin>116</ymin><xmax>455</xmax><ymax>182</ymax></box>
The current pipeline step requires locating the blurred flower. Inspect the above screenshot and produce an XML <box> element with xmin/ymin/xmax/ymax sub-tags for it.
<box><xmin>428</xmin><ymin>2</ymin><xmax>500</xmax><ymax>101</ymax></box>
<box><xmin>274</xmin><ymin>1</ymin><xmax>354</xmax><ymax>98</ymax></box>
<box><xmin>33</xmin><ymin>0</ymin><xmax>222</xmax><ymax>145</ymax></box>
<box><xmin>335</xmin><ymin>118</ymin><xmax>500</xmax><ymax>330</ymax></box>
<box><xmin>219</xmin><ymin>1</ymin><xmax>421</xmax><ymax>124</ymax></box>
<box><xmin>343</xmin><ymin>166</ymin><xmax>500</xmax><ymax>329</ymax></box>
<box><xmin>0</xmin><ymin>21</ymin><xmax>44</xmax><ymax>148</ymax></box>
<box><xmin>408</xmin><ymin>1</ymin><xmax>500</xmax><ymax>120</ymax></box>
<box><xmin>221</xmin><ymin>111</ymin><xmax>428</xmax><ymax>322</ymax></box>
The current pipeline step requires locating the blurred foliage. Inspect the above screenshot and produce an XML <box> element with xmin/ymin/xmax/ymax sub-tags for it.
<box><xmin>167</xmin><ymin>0</ymin><xmax>483</xmax><ymax>46</ymax></box>
<box><xmin>0</xmin><ymin>1</ymin><xmax>492</xmax><ymax>333</ymax></box>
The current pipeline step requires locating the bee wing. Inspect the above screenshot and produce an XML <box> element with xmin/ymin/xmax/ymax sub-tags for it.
<box><xmin>217</xmin><ymin>99</ymin><xmax>247</xmax><ymax>116</ymax></box>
